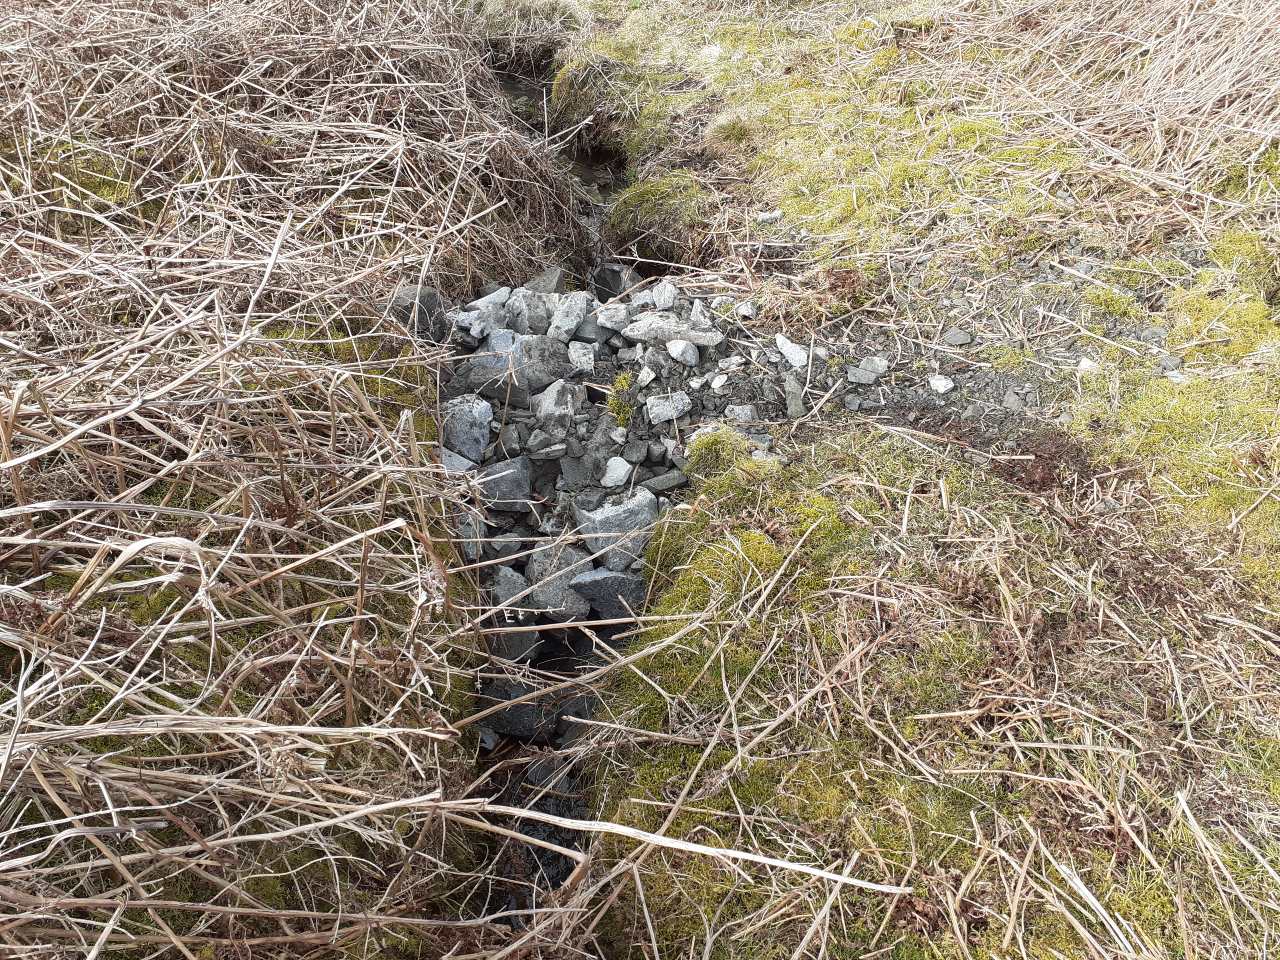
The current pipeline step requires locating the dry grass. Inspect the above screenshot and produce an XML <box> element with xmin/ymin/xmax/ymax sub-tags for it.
<box><xmin>933</xmin><ymin>0</ymin><xmax>1280</xmax><ymax>191</ymax></box>
<box><xmin>0</xmin><ymin>0</ymin><xmax>585</xmax><ymax>953</ymax></box>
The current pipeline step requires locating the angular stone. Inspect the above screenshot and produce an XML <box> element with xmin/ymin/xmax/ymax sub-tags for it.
<box><xmin>440</xmin><ymin>394</ymin><xmax>493</xmax><ymax>464</ymax></box>
<box><xmin>775</xmin><ymin>333</ymin><xmax>809</xmax><ymax>369</ymax></box>
<box><xmin>569</xmin><ymin>568</ymin><xmax>647</xmax><ymax>620</ymax></box>
<box><xmin>477</xmin><ymin>677</ymin><xmax>560</xmax><ymax>741</ymax></box>
<box><xmin>513</xmin><ymin>336</ymin><xmax>571</xmax><ymax>392</ymax></box>
<box><xmin>491</xmin><ymin>565</ymin><xmax>529</xmax><ymax>609</ymax></box>
<box><xmin>636</xmin><ymin>366</ymin><xmax>656</xmax><ymax>388</ymax></box>
<box><xmin>942</xmin><ymin>328</ymin><xmax>973</xmax><ymax>347</ymax></box>
<box><xmin>386</xmin><ymin>285</ymin><xmax>449</xmax><ymax>341</ymax></box>
<box><xmin>928</xmin><ymin>374</ymin><xmax>957</xmax><ymax>395</ymax></box>
<box><xmin>548</xmin><ymin>291</ymin><xmax>593</xmax><ymax>342</ymax></box>
<box><xmin>568</xmin><ymin>341</ymin><xmax>595</xmax><ymax>374</ymax></box>
<box><xmin>645</xmin><ymin>391</ymin><xmax>693</xmax><ymax>424</ymax></box>
<box><xmin>601</xmin><ymin>456</ymin><xmax>633</xmax><ymax>488</ymax></box>
<box><xmin>478</xmin><ymin>456</ymin><xmax>533</xmax><ymax>512</ymax></box>
<box><xmin>846</xmin><ymin>367</ymin><xmax>878</xmax><ymax>385</ymax></box>
<box><xmin>531</xmin><ymin>379</ymin><xmax>585</xmax><ymax>438</ymax></box>
<box><xmin>725</xmin><ymin>403</ymin><xmax>758</xmax><ymax>422</ymax></box>
<box><xmin>526</xmin><ymin>266</ymin><xmax>568</xmax><ymax>294</ymax></box>
<box><xmin>508</xmin><ymin>288</ymin><xmax>557</xmax><ymax>335</ymax></box>
<box><xmin>440</xmin><ymin>447</ymin><xmax>476</xmax><ymax>474</ymax></box>
<box><xmin>524</xmin><ymin>542</ymin><xmax>591</xmax><ymax>620</ymax></box>
<box><xmin>621</xmin><ymin>311</ymin><xmax>725</xmax><ymax>348</ymax></box>
<box><xmin>595</xmin><ymin>302</ymin><xmax>631</xmax><ymax>332</ymax></box>
<box><xmin>651</xmin><ymin>279</ymin><xmax>679</xmax><ymax>310</ymax></box>
<box><xmin>574</xmin><ymin>488</ymin><xmax>659</xmax><ymax>571</ymax></box>
<box><xmin>783</xmin><ymin>374</ymin><xmax>807</xmax><ymax>419</ymax></box>
<box><xmin>588</xmin><ymin>262</ymin><xmax>643</xmax><ymax>302</ymax></box>
<box><xmin>667</xmin><ymin>339</ymin><xmax>700</xmax><ymax>366</ymax></box>
<box><xmin>528</xmin><ymin>442</ymin><xmax>567</xmax><ymax>461</ymax></box>
<box><xmin>641</xmin><ymin>469</ymin><xmax>687</xmax><ymax>493</ymax></box>
<box><xmin>622</xmin><ymin>439</ymin><xmax>648</xmax><ymax>464</ymax></box>
<box><xmin>861</xmin><ymin>356</ymin><xmax>891</xmax><ymax>375</ymax></box>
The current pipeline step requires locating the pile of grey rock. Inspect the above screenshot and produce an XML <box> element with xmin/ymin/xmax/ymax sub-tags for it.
<box><xmin>390</xmin><ymin>263</ymin><xmax>923</xmax><ymax>741</ymax></box>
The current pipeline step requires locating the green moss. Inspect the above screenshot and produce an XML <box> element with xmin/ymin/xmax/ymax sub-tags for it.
<box><xmin>1169</xmin><ymin>286</ymin><xmax>1276</xmax><ymax>361</ymax></box>
<box><xmin>1209</xmin><ymin>228</ymin><xmax>1280</xmax><ymax>300</ymax></box>
<box><xmin>607</xmin><ymin>369</ymin><xmax>635</xmax><ymax>425</ymax></box>
<box><xmin>1074</xmin><ymin>369</ymin><xmax>1280</xmax><ymax>590</ymax></box>
<box><xmin>684</xmin><ymin>427</ymin><xmax>751</xmax><ymax>478</ymax></box>
<box><xmin>1084</xmin><ymin>286</ymin><xmax>1145</xmax><ymax>321</ymax></box>
<box><xmin>605</xmin><ymin>171</ymin><xmax>710</xmax><ymax>261</ymax></box>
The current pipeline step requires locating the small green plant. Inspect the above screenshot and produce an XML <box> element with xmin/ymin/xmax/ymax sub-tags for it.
<box><xmin>607</xmin><ymin>370</ymin><xmax>635</xmax><ymax>425</ymax></box>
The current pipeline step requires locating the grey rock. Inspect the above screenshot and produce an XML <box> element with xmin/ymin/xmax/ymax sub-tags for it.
<box><xmin>483</xmin><ymin>530</ymin><xmax>530</xmax><ymax>562</ymax></box>
<box><xmin>466</xmin><ymin>286</ymin><xmax>511</xmax><ymax>311</ymax></box>
<box><xmin>508</xmin><ymin>288</ymin><xmax>557</xmax><ymax>335</ymax></box>
<box><xmin>574</xmin><ymin>488</ymin><xmax>659</xmax><ymax>571</ymax></box>
<box><xmin>441</xmin><ymin>394</ymin><xmax>493</xmax><ymax>463</ymax></box>
<box><xmin>651</xmin><ymin>279</ymin><xmax>679</xmax><ymax>310</ymax></box>
<box><xmin>477</xmin><ymin>677</ymin><xmax>560</xmax><ymax>741</ymax></box>
<box><xmin>531</xmin><ymin>379</ymin><xmax>585</xmax><ymax>436</ymax></box>
<box><xmin>548</xmin><ymin>291</ymin><xmax>594</xmax><ymax>342</ymax></box>
<box><xmin>487</xmin><ymin>633</ymin><xmax>544</xmax><ymax>663</ymax></box>
<box><xmin>528</xmin><ymin>442</ymin><xmax>567</xmax><ymax>461</ymax></box>
<box><xmin>843</xmin><ymin>396</ymin><xmax>862</xmax><ymax>412</ymax></box>
<box><xmin>636</xmin><ymin>366</ymin><xmax>657</xmax><ymax>388</ymax></box>
<box><xmin>386</xmin><ymin>285</ymin><xmax>449</xmax><ymax>341</ymax></box>
<box><xmin>492</xmin><ymin>565</ymin><xmax>529</xmax><ymax>609</ymax></box>
<box><xmin>667</xmin><ymin>339</ymin><xmax>700</xmax><ymax>366</ymax></box>
<box><xmin>1001</xmin><ymin>388</ymin><xmax>1025</xmax><ymax>411</ymax></box>
<box><xmin>524</xmin><ymin>542</ymin><xmax>591</xmax><ymax>620</ymax></box>
<box><xmin>942</xmin><ymin>328</ymin><xmax>974</xmax><ymax>347</ymax></box>
<box><xmin>846</xmin><ymin>367</ymin><xmax>878</xmax><ymax>386</ymax></box>
<box><xmin>514</xmin><ymin>337</ymin><xmax>571</xmax><ymax>392</ymax></box>
<box><xmin>616</xmin><ymin>347</ymin><xmax>638</xmax><ymax>363</ymax></box>
<box><xmin>589</xmin><ymin>262</ymin><xmax>643</xmax><ymax>302</ymax></box>
<box><xmin>623</xmin><ymin>439</ymin><xmax>648</xmax><ymax>464</ymax></box>
<box><xmin>568</xmin><ymin>568</ymin><xmax>647</xmax><ymax>620</ymax></box>
<box><xmin>1158</xmin><ymin>354</ymin><xmax>1183</xmax><ymax>372</ymax></box>
<box><xmin>478</xmin><ymin>456</ymin><xmax>533</xmax><ymax>512</ymax></box>
<box><xmin>595</xmin><ymin>302</ymin><xmax>631</xmax><ymax>332</ymax></box>
<box><xmin>568</xmin><ymin>341</ymin><xmax>595</xmax><ymax>374</ymax></box>
<box><xmin>860</xmin><ymin>356</ymin><xmax>891</xmax><ymax>376</ymax></box>
<box><xmin>601</xmin><ymin>456</ymin><xmax>633</xmax><ymax>488</ymax></box>
<box><xmin>928</xmin><ymin>375</ymin><xmax>956</xmax><ymax>395</ymax></box>
<box><xmin>710</xmin><ymin>373</ymin><xmax>730</xmax><ymax>392</ymax></box>
<box><xmin>736</xmin><ymin>300</ymin><xmax>758</xmax><ymax>320</ymax></box>
<box><xmin>775</xmin><ymin>333</ymin><xmax>809</xmax><ymax>369</ymax></box>
<box><xmin>526</xmin><ymin>266</ymin><xmax>568</xmax><ymax>294</ymax></box>
<box><xmin>557</xmin><ymin>456</ymin><xmax>592</xmax><ymax>490</ymax></box>
<box><xmin>647</xmin><ymin>440</ymin><xmax>669</xmax><ymax>463</ymax></box>
<box><xmin>725</xmin><ymin>403</ymin><xmax>759</xmax><ymax>422</ymax></box>
<box><xmin>440</xmin><ymin>447</ymin><xmax>476</xmax><ymax>474</ymax></box>
<box><xmin>783</xmin><ymin>374</ymin><xmax>807</xmax><ymax>419</ymax></box>
<box><xmin>622</xmin><ymin>311</ymin><xmax>725</xmax><ymax>348</ymax></box>
<box><xmin>1139</xmin><ymin>326</ymin><xmax>1168</xmax><ymax>344</ymax></box>
<box><xmin>646</xmin><ymin>391</ymin><xmax>693</xmax><ymax>424</ymax></box>
<box><xmin>642</xmin><ymin>469</ymin><xmax>687</xmax><ymax>493</ymax></box>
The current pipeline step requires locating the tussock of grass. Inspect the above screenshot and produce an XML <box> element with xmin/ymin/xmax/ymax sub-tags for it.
<box><xmin>0</xmin><ymin>0</ymin><xmax>580</xmax><ymax>952</ymax></box>
<box><xmin>586</xmin><ymin>431</ymin><xmax>1280</xmax><ymax>959</ymax></box>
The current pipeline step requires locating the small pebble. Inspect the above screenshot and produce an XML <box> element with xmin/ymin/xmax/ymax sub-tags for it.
<box><xmin>928</xmin><ymin>375</ymin><xmax>956</xmax><ymax>395</ymax></box>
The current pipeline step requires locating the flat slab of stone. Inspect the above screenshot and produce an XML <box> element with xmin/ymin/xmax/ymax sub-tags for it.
<box><xmin>478</xmin><ymin>456</ymin><xmax>532</xmax><ymax>512</ymax></box>
<box><xmin>441</xmin><ymin>394</ymin><xmax>493</xmax><ymax>463</ymax></box>
<box><xmin>569</xmin><ymin>568</ymin><xmax>647</xmax><ymax>620</ymax></box>
<box><xmin>622</xmin><ymin>311</ymin><xmax>725</xmax><ymax>347</ymax></box>
<box><xmin>646</xmin><ymin>391</ymin><xmax>692</xmax><ymax>424</ymax></box>
<box><xmin>775</xmin><ymin>333</ymin><xmax>809</xmax><ymax>369</ymax></box>
<box><xmin>574</xmin><ymin>488</ymin><xmax>659</xmax><ymax>571</ymax></box>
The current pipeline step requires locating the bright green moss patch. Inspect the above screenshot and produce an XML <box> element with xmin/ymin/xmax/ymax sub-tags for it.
<box><xmin>605</xmin><ymin>171</ymin><xmax>710</xmax><ymax>261</ymax></box>
<box><xmin>607</xmin><ymin>369</ymin><xmax>635</xmax><ymax>425</ymax></box>
<box><xmin>1209</xmin><ymin>228</ymin><xmax>1280</xmax><ymax>300</ymax></box>
<box><xmin>1084</xmin><ymin>286</ymin><xmax>1145</xmax><ymax>322</ymax></box>
<box><xmin>1168</xmin><ymin>286</ymin><xmax>1275</xmax><ymax>361</ymax></box>
<box><xmin>1075</xmin><ymin>369</ymin><xmax>1280</xmax><ymax>590</ymax></box>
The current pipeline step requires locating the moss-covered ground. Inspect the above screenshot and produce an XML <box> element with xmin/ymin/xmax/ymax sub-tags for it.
<box><xmin>552</xmin><ymin>1</ymin><xmax>1280</xmax><ymax>955</ymax></box>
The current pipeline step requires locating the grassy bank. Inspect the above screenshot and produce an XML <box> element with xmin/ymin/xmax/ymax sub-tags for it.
<box><xmin>0</xmin><ymin>0</ymin><xmax>579</xmax><ymax>953</ymax></box>
<box><xmin>545</xmin><ymin>0</ymin><xmax>1280</xmax><ymax>956</ymax></box>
